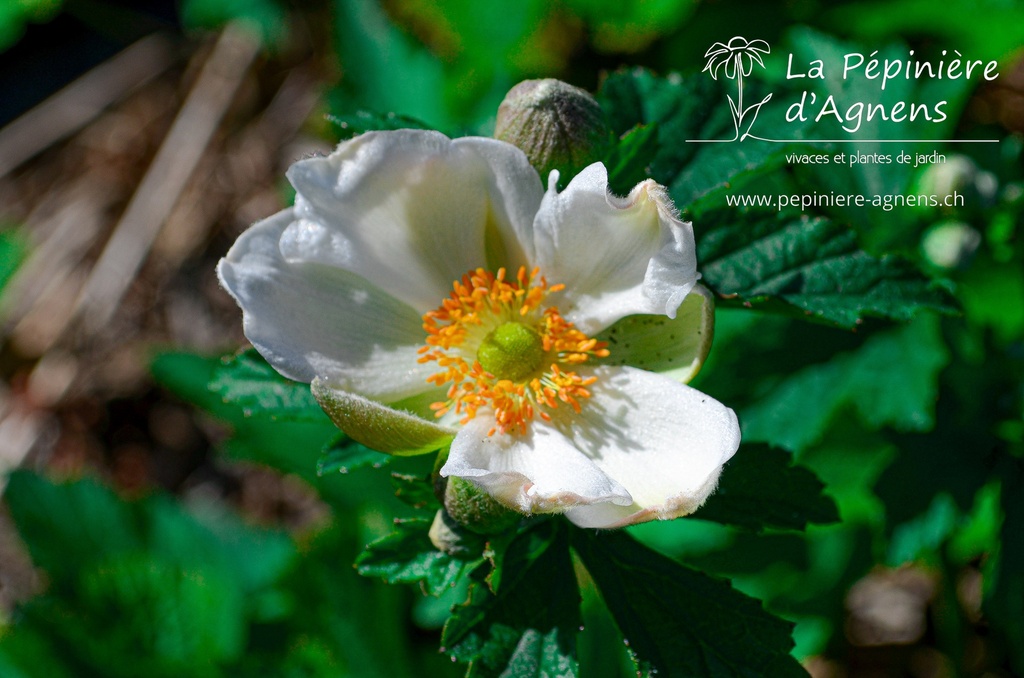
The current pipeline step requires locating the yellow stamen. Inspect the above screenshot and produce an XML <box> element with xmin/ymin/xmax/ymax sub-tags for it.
<box><xmin>419</xmin><ymin>266</ymin><xmax>610</xmax><ymax>435</ymax></box>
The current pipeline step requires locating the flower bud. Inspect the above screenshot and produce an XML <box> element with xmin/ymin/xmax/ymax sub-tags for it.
<box><xmin>443</xmin><ymin>476</ymin><xmax>521</xmax><ymax>535</ymax></box>
<box><xmin>921</xmin><ymin>221</ymin><xmax>981</xmax><ymax>269</ymax></box>
<box><xmin>428</xmin><ymin>510</ymin><xmax>476</xmax><ymax>557</ymax></box>
<box><xmin>495</xmin><ymin>79</ymin><xmax>612</xmax><ymax>182</ymax></box>
<box><xmin>914</xmin><ymin>155</ymin><xmax>997</xmax><ymax>211</ymax></box>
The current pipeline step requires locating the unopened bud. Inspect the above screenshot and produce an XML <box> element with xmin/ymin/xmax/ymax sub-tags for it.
<box><xmin>922</xmin><ymin>221</ymin><xmax>981</xmax><ymax>269</ymax></box>
<box><xmin>495</xmin><ymin>79</ymin><xmax>611</xmax><ymax>182</ymax></box>
<box><xmin>915</xmin><ymin>155</ymin><xmax>997</xmax><ymax>210</ymax></box>
<box><xmin>428</xmin><ymin>510</ymin><xmax>475</xmax><ymax>557</ymax></box>
<box><xmin>443</xmin><ymin>476</ymin><xmax>521</xmax><ymax>535</ymax></box>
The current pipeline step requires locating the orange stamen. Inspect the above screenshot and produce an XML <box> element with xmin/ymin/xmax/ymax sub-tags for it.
<box><xmin>420</xmin><ymin>266</ymin><xmax>609</xmax><ymax>435</ymax></box>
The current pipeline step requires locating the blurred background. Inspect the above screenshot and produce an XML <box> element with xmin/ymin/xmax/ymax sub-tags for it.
<box><xmin>0</xmin><ymin>0</ymin><xmax>1022</xmax><ymax>676</ymax></box>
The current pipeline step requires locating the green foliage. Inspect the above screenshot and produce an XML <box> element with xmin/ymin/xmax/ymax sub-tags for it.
<box><xmin>602</xmin><ymin>123</ymin><xmax>659</xmax><ymax>195</ymax></box>
<box><xmin>0</xmin><ymin>472</ymin><xmax>295</xmax><ymax>676</ymax></box>
<box><xmin>357</xmin><ymin>517</ymin><xmax>484</xmax><ymax>596</ymax></box>
<box><xmin>326</xmin><ymin>111</ymin><xmax>432</xmax><ymax>141</ymax></box>
<box><xmin>0</xmin><ymin>227</ymin><xmax>29</xmax><ymax>295</ymax></box>
<box><xmin>0</xmin><ymin>0</ymin><xmax>62</xmax><ymax>52</ymax></box>
<box><xmin>210</xmin><ymin>349</ymin><xmax>325</xmax><ymax>421</ymax></box>
<box><xmin>12</xmin><ymin>5</ymin><xmax>1021</xmax><ymax>675</ymax></box>
<box><xmin>696</xmin><ymin>210</ymin><xmax>958</xmax><ymax>329</ymax></box>
<box><xmin>696</xmin><ymin>444</ymin><xmax>839</xmax><ymax>532</ymax></box>
<box><xmin>391</xmin><ymin>472</ymin><xmax>441</xmax><ymax>510</ymax></box>
<box><xmin>598</xmin><ymin>69</ymin><xmax>800</xmax><ymax>210</ymax></box>
<box><xmin>741</xmin><ymin>315</ymin><xmax>950</xmax><ymax>451</ymax></box>
<box><xmin>442</xmin><ymin>521</ymin><xmax>580</xmax><ymax>677</ymax></box>
<box><xmin>318</xmin><ymin>433</ymin><xmax>391</xmax><ymax>475</ymax></box>
<box><xmin>179</xmin><ymin>0</ymin><xmax>287</xmax><ymax>45</ymax></box>
<box><xmin>572</xmin><ymin>529</ymin><xmax>807</xmax><ymax>677</ymax></box>
<box><xmin>331</xmin><ymin>0</ymin><xmax>454</xmax><ymax>131</ymax></box>
<box><xmin>989</xmin><ymin>476</ymin><xmax>1024</xmax><ymax>675</ymax></box>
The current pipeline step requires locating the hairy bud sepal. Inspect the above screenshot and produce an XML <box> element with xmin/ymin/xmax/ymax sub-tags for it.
<box><xmin>495</xmin><ymin>79</ymin><xmax>612</xmax><ymax>185</ymax></box>
<box><xmin>443</xmin><ymin>476</ymin><xmax>522</xmax><ymax>535</ymax></box>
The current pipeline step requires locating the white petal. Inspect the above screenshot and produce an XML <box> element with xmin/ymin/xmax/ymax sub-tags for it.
<box><xmin>282</xmin><ymin>130</ymin><xmax>541</xmax><ymax>312</ymax></box>
<box><xmin>441</xmin><ymin>415</ymin><xmax>632</xmax><ymax>514</ymax></box>
<box><xmin>598</xmin><ymin>284</ymin><xmax>715</xmax><ymax>384</ymax></box>
<box><xmin>312</xmin><ymin>378</ymin><xmax>455</xmax><ymax>456</ymax></box>
<box><xmin>533</xmin><ymin>164</ymin><xmax>697</xmax><ymax>335</ymax></box>
<box><xmin>217</xmin><ymin>208</ymin><xmax>436</xmax><ymax>402</ymax></box>
<box><xmin>456</xmin><ymin>137</ymin><xmax>543</xmax><ymax>271</ymax></box>
<box><xmin>553</xmin><ymin>366</ymin><xmax>740</xmax><ymax>528</ymax></box>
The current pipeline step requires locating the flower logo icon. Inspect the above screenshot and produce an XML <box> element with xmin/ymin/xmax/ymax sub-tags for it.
<box><xmin>702</xmin><ymin>37</ymin><xmax>773</xmax><ymax>141</ymax></box>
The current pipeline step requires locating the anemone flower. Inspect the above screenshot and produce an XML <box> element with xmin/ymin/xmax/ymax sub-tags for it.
<box><xmin>218</xmin><ymin>129</ymin><xmax>741</xmax><ymax>529</ymax></box>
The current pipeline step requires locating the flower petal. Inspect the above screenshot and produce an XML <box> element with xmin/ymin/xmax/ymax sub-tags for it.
<box><xmin>533</xmin><ymin>164</ymin><xmax>697</xmax><ymax>335</ymax></box>
<box><xmin>456</xmin><ymin>137</ymin><xmax>544</xmax><ymax>271</ymax></box>
<box><xmin>597</xmin><ymin>283</ymin><xmax>715</xmax><ymax>384</ymax></box>
<box><xmin>441</xmin><ymin>414</ymin><xmax>633</xmax><ymax>514</ymax></box>
<box><xmin>217</xmin><ymin>208</ymin><xmax>436</xmax><ymax>401</ymax></box>
<box><xmin>312</xmin><ymin>377</ymin><xmax>456</xmax><ymax>456</ymax></box>
<box><xmin>551</xmin><ymin>365</ymin><xmax>740</xmax><ymax>528</ymax></box>
<box><xmin>747</xmin><ymin>39</ymin><xmax>770</xmax><ymax>54</ymax></box>
<box><xmin>724</xmin><ymin>56</ymin><xmax>737</xmax><ymax>80</ymax></box>
<box><xmin>282</xmin><ymin>130</ymin><xmax>542</xmax><ymax>312</ymax></box>
<box><xmin>704</xmin><ymin>42</ymin><xmax>730</xmax><ymax>58</ymax></box>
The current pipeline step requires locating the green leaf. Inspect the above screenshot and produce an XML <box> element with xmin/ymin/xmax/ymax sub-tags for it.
<box><xmin>697</xmin><ymin>444</ymin><xmax>839</xmax><ymax>532</ymax></box>
<box><xmin>697</xmin><ymin>209</ymin><xmax>959</xmax><ymax>329</ymax></box>
<box><xmin>390</xmin><ymin>473</ymin><xmax>441</xmax><ymax>510</ymax></box>
<box><xmin>356</xmin><ymin>518</ymin><xmax>483</xmax><ymax>596</ymax></box>
<box><xmin>442</xmin><ymin>521</ymin><xmax>580</xmax><ymax>677</ymax></box>
<box><xmin>603</xmin><ymin>123</ymin><xmax>659</xmax><ymax>195</ymax></box>
<box><xmin>180</xmin><ymin>0</ymin><xmax>288</xmax><ymax>45</ymax></box>
<box><xmin>571</xmin><ymin>528</ymin><xmax>806</xmax><ymax>678</ymax></box>
<box><xmin>75</xmin><ymin>553</ymin><xmax>247</xmax><ymax>670</ymax></box>
<box><xmin>331</xmin><ymin>0</ymin><xmax>450</xmax><ymax>129</ymax></box>
<box><xmin>209</xmin><ymin>349</ymin><xmax>325</xmax><ymax>421</ymax></box>
<box><xmin>317</xmin><ymin>433</ymin><xmax>391</xmax><ymax>475</ymax></box>
<box><xmin>326</xmin><ymin>110</ymin><xmax>433</xmax><ymax>141</ymax></box>
<box><xmin>742</xmin><ymin>315</ymin><xmax>950</xmax><ymax>452</ymax></box>
<box><xmin>597</xmin><ymin>69</ymin><xmax>798</xmax><ymax>210</ymax></box>
<box><xmin>0</xmin><ymin>226</ymin><xmax>29</xmax><ymax>295</ymax></box>
<box><xmin>3</xmin><ymin>471</ymin><xmax>143</xmax><ymax>583</ymax></box>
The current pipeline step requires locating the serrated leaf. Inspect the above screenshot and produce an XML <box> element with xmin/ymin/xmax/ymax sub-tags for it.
<box><xmin>318</xmin><ymin>434</ymin><xmax>391</xmax><ymax>475</ymax></box>
<box><xmin>571</xmin><ymin>528</ymin><xmax>806</xmax><ymax>678</ymax></box>
<box><xmin>742</xmin><ymin>315</ymin><xmax>950</xmax><ymax>452</ymax></box>
<box><xmin>209</xmin><ymin>349</ymin><xmax>325</xmax><ymax>421</ymax></box>
<box><xmin>697</xmin><ymin>444</ymin><xmax>839</xmax><ymax>531</ymax></box>
<box><xmin>696</xmin><ymin>209</ymin><xmax>958</xmax><ymax>329</ymax></box>
<box><xmin>356</xmin><ymin>518</ymin><xmax>483</xmax><ymax>596</ymax></box>
<box><xmin>598</xmin><ymin>69</ymin><xmax>799</xmax><ymax>209</ymax></box>
<box><xmin>442</xmin><ymin>521</ymin><xmax>579</xmax><ymax>678</ymax></box>
<box><xmin>390</xmin><ymin>473</ymin><xmax>441</xmax><ymax>510</ymax></box>
<box><xmin>326</xmin><ymin>110</ymin><xmax>432</xmax><ymax>141</ymax></box>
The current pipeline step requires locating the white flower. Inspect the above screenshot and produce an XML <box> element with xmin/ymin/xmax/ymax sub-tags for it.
<box><xmin>217</xmin><ymin>129</ymin><xmax>740</xmax><ymax>529</ymax></box>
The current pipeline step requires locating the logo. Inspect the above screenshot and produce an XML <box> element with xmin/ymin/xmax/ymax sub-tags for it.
<box><xmin>701</xmin><ymin>37</ymin><xmax>773</xmax><ymax>142</ymax></box>
<box><xmin>692</xmin><ymin>36</ymin><xmax>1001</xmax><ymax>146</ymax></box>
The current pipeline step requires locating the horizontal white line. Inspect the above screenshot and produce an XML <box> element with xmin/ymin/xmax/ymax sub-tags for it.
<box><xmin>686</xmin><ymin>138</ymin><xmax>1000</xmax><ymax>143</ymax></box>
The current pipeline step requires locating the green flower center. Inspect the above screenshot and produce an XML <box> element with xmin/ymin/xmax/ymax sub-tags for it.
<box><xmin>477</xmin><ymin>321</ymin><xmax>545</xmax><ymax>382</ymax></box>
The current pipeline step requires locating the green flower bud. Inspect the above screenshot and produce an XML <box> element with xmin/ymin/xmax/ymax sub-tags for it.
<box><xmin>495</xmin><ymin>79</ymin><xmax>612</xmax><ymax>182</ymax></box>
<box><xmin>443</xmin><ymin>476</ymin><xmax>521</xmax><ymax>535</ymax></box>
<box><xmin>428</xmin><ymin>509</ymin><xmax>476</xmax><ymax>557</ymax></box>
